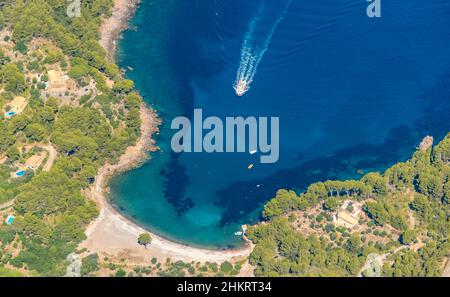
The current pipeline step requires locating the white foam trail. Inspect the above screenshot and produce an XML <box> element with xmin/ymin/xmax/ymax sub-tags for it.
<box><xmin>234</xmin><ymin>0</ymin><xmax>292</xmax><ymax>96</ymax></box>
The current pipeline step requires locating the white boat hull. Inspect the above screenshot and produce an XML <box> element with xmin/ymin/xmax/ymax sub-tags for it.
<box><xmin>233</xmin><ymin>80</ymin><xmax>250</xmax><ymax>96</ymax></box>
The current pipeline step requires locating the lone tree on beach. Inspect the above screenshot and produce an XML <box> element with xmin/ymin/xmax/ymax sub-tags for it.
<box><xmin>138</xmin><ymin>233</ymin><xmax>152</xmax><ymax>249</ymax></box>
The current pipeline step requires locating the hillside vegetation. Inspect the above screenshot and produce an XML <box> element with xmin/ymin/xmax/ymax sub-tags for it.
<box><xmin>248</xmin><ymin>135</ymin><xmax>450</xmax><ymax>276</ymax></box>
<box><xmin>0</xmin><ymin>0</ymin><xmax>145</xmax><ymax>275</ymax></box>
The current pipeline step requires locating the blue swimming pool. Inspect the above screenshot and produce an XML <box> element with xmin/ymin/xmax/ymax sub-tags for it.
<box><xmin>15</xmin><ymin>170</ymin><xmax>25</xmax><ymax>177</ymax></box>
<box><xmin>4</xmin><ymin>111</ymin><xmax>16</xmax><ymax>117</ymax></box>
<box><xmin>6</xmin><ymin>215</ymin><xmax>14</xmax><ymax>225</ymax></box>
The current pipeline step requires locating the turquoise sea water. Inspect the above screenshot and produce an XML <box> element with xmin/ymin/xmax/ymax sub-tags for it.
<box><xmin>111</xmin><ymin>0</ymin><xmax>450</xmax><ymax>248</ymax></box>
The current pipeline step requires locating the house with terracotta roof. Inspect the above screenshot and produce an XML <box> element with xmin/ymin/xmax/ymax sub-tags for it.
<box><xmin>333</xmin><ymin>200</ymin><xmax>362</xmax><ymax>229</ymax></box>
<box><xmin>335</xmin><ymin>212</ymin><xmax>359</xmax><ymax>228</ymax></box>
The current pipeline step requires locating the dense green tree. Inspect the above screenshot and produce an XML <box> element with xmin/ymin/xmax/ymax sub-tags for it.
<box><xmin>124</xmin><ymin>93</ymin><xmax>142</xmax><ymax>110</ymax></box>
<box><xmin>0</xmin><ymin>0</ymin><xmax>143</xmax><ymax>276</ymax></box>
<box><xmin>6</xmin><ymin>145</ymin><xmax>20</xmax><ymax>162</ymax></box>
<box><xmin>137</xmin><ymin>233</ymin><xmax>152</xmax><ymax>249</ymax></box>
<box><xmin>362</xmin><ymin>172</ymin><xmax>388</xmax><ymax>197</ymax></box>
<box><xmin>115</xmin><ymin>269</ymin><xmax>126</xmax><ymax>277</ymax></box>
<box><xmin>400</xmin><ymin>230</ymin><xmax>416</xmax><ymax>245</ymax></box>
<box><xmin>0</xmin><ymin>63</ymin><xmax>26</xmax><ymax>93</ymax></box>
<box><xmin>250</xmin><ymin>134</ymin><xmax>450</xmax><ymax>276</ymax></box>
<box><xmin>81</xmin><ymin>253</ymin><xmax>99</xmax><ymax>277</ymax></box>
<box><xmin>346</xmin><ymin>234</ymin><xmax>362</xmax><ymax>253</ymax></box>
<box><xmin>113</xmin><ymin>79</ymin><xmax>134</xmax><ymax>93</ymax></box>
<box><xmin>25</xmin><ymin>123</ymin><xmax>46</xmax><ymax>142</ymax></box>
<box><xmin>262</xmin><ymin>190</ymin><xmax>299</xmax><ymax>219</ymax></box>
<box><xmin>323</xmin><ymin>197</ymin><xmax>341</xmax><ymax>211</ymax></box>
<box><xmin>0</xmin><ymin>122</ymin><xmax>15</xmax><ymax>152</ymax></box>
<box><xmin>14</xmin><ymin>40</ymin><xmax>28</xmax><ymax>54</ymax></box>
<box><xmin>220</xmin><ymin>261</ymin><xmax>233</xmax><ymax>274</ymax></box>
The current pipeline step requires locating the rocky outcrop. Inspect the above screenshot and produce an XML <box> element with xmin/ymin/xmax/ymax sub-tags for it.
<box><xmin>419</xmin><ymin>136</ymin><xmax>433</xmax><ymax>151</ymax></box>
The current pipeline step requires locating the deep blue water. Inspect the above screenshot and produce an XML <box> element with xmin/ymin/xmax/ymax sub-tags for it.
<box><xmin>111</xmin><ymin>0</ymin><xmax>450</xmax><ymax>248</ymax></box>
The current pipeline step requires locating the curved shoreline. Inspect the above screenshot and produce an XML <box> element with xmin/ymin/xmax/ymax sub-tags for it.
<box><xmin>81</xmin><ymin>0</ymin><xmax>253</xmax><ymax>265</ymax></box>
<box><xmin>107</xmin><ymin>197</ymin><xmax>248</xmax><ymax>251</ymax></box>
<box><xmin>81</xmin><ymin>104</ymin><xmax>251</xmax><ymax>263</ymax></box>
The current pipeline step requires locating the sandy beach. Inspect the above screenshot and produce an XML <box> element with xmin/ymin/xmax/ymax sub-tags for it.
<box><xmin>80</xmin><ymin>0</ymin><xmax>253</xmax><ymax>269</ymax></box>
<box><xmin>81</xmin><ymin>103</ymin><xmax>252</xmax><ymax>265</ymax></box>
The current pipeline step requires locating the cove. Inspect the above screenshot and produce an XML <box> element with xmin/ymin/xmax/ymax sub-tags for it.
<box><xmin>110</xmin><ymin>0</ymin><xmax>450</xmax><ymax>248</ymax></box>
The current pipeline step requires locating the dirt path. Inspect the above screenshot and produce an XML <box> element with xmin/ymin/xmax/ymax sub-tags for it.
<box><xmin>41</xmin><ymin>143</ymin><xmax>57</xmax><ymax>172</ymax></box>
<box><xmin>237</xmin><ymin>261</ymin><xmax>255</xmax><ymax>277</ymax></box>
<box><xmin>443</xmin><ymin>258</ymin><xmax>450</xmax><ymax>277</ymax></box>
<box><xmin>358</xmin><ymin>245</ymin><xmax>406</xmax><ymax>277</ymax></box>
<box><xmin>0</xmin><ymin>199</ymin><xmax>14</xmax><ymax>210</ymax></box>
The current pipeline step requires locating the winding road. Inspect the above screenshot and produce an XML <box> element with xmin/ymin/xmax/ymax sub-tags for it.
<box><xmin>0</xmin><ymin>199</ymin><xmax>14</xmax><ymax>210</ymax></box>
<box><xmin>41</xmin><ymin>144</ymin><xmax>57</xmax><ymax>172</ymax></box>
<box><xmin>358</xmin><ymin>246</ymin><xmax>406</xmax><ymax>277</ymax></box>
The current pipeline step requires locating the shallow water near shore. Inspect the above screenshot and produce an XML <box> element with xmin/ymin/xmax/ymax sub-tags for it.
<box><xmin>110</xmin><ymin>0</ymin><xmax>450</xmax><ymax>248</ymax></box>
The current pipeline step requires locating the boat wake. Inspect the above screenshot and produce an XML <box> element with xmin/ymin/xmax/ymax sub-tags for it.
<box><xmin>233</xmin><ymin>0</ymin><xmax>292</xmax><ymax>96</ymax></box>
